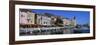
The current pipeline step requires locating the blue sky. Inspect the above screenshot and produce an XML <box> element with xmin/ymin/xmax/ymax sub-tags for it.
<box><xmin>32</xmin><ymin>9</ymin><xmax>90</xmax><ymax>25</ymax></box>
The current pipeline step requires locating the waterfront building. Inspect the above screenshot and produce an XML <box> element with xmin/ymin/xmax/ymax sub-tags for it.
<box><xmin>19</xmin><ymin>9</ymin><xmax>36</xmax><ymax>25</ymax></box>
<box><xmin>19</xmin><ymin>10</ymin><xmax>28</xmax><ymax>24</ymax></box>
<box><xmin>19</xmin><ymin>10</ymin><xmax>78</xmax><ymax>35</ymax></box>
<box><xmin>27</xmin><ymin>12</ymin><xmax>36</xmax><ymax>24</ymax></box>
<box><xmin>36</xmin><ymin>13</ymin><xmax>52</xmax><ymax>26</ymax></box>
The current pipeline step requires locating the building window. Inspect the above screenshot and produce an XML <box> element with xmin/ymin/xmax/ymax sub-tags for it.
<box><xmin>21</xmin><ymin>14</ymin><xmax>24</xmax><ymax>17</ymax></box>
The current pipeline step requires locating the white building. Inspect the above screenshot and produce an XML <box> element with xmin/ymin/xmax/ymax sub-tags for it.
<box><xmin>19</xmin><ymin>10</ymin><xmax>28</xmax><ymax>24</ymax></box>
<box><xmin>19</xmin><ymin>9</ymin><xmax>36</xmax><ymax>25</ymax></box>
<box><xmin>36</xmin><ymin>14</ymin><xmax>52</xmax><ymax>26</ymax></box>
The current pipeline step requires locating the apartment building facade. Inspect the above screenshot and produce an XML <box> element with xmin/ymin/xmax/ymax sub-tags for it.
<box><xmin>36</xmin><ymin>14</ymin><xmax>52</xmax><ymax>26</ymax></box>
<box><xmin>19</xmin><ymin>9</ymin><xmax>36</xmax><ymax>25</ymax></box>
